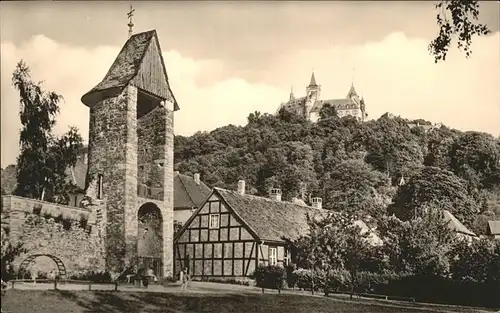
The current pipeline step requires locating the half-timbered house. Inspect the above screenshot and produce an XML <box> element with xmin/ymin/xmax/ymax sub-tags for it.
<box><xmin>174</xmin><ymin>180</ymin><xmax>327</xmax><ymax>279</ymax></box>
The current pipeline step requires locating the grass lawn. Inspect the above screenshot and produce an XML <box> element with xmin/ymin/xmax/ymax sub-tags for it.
<box><xmin>1</xmin><ymin>290</ymin><xmax>495</xmax><ymax>313</ymax></box>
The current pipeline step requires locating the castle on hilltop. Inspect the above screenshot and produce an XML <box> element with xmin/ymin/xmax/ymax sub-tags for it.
<box><xmin>277</xmin><ymin>72</ymin><xmax>367</xmax><ymax>122</ymax></box>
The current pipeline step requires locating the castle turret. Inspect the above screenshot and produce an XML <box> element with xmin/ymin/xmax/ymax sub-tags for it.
<box><xmin>81</xmin><ymin>30</ymin><xmax>179</xmax><ymax>277</ymax></box>
<box><xmin>305</xmin><ymin>71</ymin><xmax>321</xmax><ymax>117</ymax></box>
<box><xmin>306</xmin><ymin>72</ymin><xmax>321</xmax><ymax>99</ymax></box>
<box><xmin>346</xmin><ymin>84</ymin><xmax>358</xmax><ymax>99</ymax></box>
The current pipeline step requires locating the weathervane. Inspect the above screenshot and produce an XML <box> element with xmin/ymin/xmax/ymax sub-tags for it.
<box><xmin>127</xmin><ymin>5</ymin><xmax>135</xmax><ymax>38</ymax></box>
<box><xmin>351</xmin><ymin>67</ymin><xmax>356</xmax><ymax>86</ymax></box>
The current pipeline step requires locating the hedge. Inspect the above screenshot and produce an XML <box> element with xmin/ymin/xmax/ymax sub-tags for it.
<box><xmin>251</xmin><ymin>265</ymin><xmax>286</xmax><ymax>291</ymax></box>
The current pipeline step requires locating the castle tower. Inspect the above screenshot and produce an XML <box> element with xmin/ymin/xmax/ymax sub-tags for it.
<box><xmin>81</xmin><ymin>30</ymin><xmax>179</xmax><ymax>277</ymax></box>
<box><xmin>305</xmin><ymin>71</ymin><xmax>321</xmax><ymax>118</ymax></box>
<box><xmin>345</xmin><ymin>84</ymin><xmax>367</xmax><ymax>121</ymax></box>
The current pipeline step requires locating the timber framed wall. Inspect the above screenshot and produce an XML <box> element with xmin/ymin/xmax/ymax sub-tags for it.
<box><xmin>175</xmin><ymin>197</ymin><xmax>257</xmax><ymax>278</ymax></box>
<box><xmin>174</xmin><ymin>192</ymin><xmax>291</xmax><ymax>279</ymax></box>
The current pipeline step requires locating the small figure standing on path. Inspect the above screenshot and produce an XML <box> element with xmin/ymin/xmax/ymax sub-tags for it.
<box><xmin>181</xmin><ymin>267</ymin><xmax>190</xmax><ymax>291</ymax></box>
<box><xmin>147</xmin><ymin>267</ymin><xmax>157</xmax><ymax>282</ymax></box>
<box><xmin>31</xmin><ymin>270</ymin><xmax>37</xmax><ymax>285</ymax></box>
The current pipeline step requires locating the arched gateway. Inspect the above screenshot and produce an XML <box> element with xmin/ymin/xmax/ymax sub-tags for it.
<box><xmin>18</xmin><ymin>254</ymin><xmax>67</xmax><ymax>280</ymax></box>
<box><xmin>137</xmin><ymin>203</ymin><xmax>163</xmax><ymax>278</ymax></box>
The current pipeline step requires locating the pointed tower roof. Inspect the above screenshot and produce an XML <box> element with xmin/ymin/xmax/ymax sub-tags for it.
<box><xmin>308</xmin><ymin>72</ymin><xmax>318</xmax><ymax>87</ymax></box>
<box><xmin>81</xmin><ymin>30</ymin><xmax>179</xmax><ymax>110</ymax></box>
<box><xmin>346</xmin><ymin>84</ymin><xmax>358</xmax><ymax>99</ymax></box>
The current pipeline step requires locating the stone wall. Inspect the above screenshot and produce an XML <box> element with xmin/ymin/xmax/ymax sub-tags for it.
<box><xmin>1</xmin><ymin>195</ymin><xmax>91</xmax><ymax>242</ymax></box>
<box><xmin>14</xmin><ymin>213</ymin><xmax>105</xmax><ymax>276</ymax></box>
<box><xmin>1</xmin><ymin>195</ymin><xmax>104</xmax><ymax>276</ymax></box>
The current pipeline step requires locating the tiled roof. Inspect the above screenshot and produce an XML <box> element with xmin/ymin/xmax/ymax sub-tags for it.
<box><xmin>487</xmin><ymin>220</ymin><xmax>500</xmax><ymax>236</ymax></box>
<box><xmin>81</xmin><ymin>30</ymin><xmax>179</xmax><ymax>111</ymax></box>
<box><xmin>174</xmin><ymin>173</ymin><xmax>211</xmax><ymax>209</ymax></box>
<box><xmin>443</xmin><ymin>210</ymin><xmax>477</xmax><ymax>237</ymax></box>
<box><xmin>214</xmin><ymin>188</ymin><xmax>329</xmax><ymax>242</ymax></box>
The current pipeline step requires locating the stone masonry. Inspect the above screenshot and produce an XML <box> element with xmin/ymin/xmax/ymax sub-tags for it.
<box><xmin>1</xmin><ymin>195</ymin><xmax>105</xmax><ymax>276</ymax></box>
<box><xmin>85</xmin><ymin>85</ymin><xmax>138</xmax><ymax>272</ymax></box>
<box><xmin>81</xmin><ymin>30</ymin><xmax>178</xmax><ymax>278</ymax></box>
<box><xmin>162</xmin><ymin>99</ymin><xmax>175</xmax><ymax>278</ymax></box>
<box><xmin>1</xmin><ymin>30</ymin><xmax>178</xmax><ymax>279</ymax></box>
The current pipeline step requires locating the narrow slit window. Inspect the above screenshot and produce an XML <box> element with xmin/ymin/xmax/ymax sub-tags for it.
<box><xmin>97</xmin><ymin>174</ymin><xmax>103</xmax><ymax>199</ymax></box>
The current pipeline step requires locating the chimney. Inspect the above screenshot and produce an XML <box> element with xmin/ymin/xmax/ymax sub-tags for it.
<box><xmin>311</xmin><ymin>197</ymin><xmax>322</xmax><ymax>209</ymax></box>
<box><xmin>194</xmin><ymin>173</ymin><xmax>200</xmax><ymax>185</ymax></box>
<box><xmin>270</xmin><ymin>188</ymin><xmax>282</xmax><ymax>202</ymax></box>
<box><xmin>237</xmin><ymin>180</ymin><xmax>245</xmax><ymax>195</ymax></box>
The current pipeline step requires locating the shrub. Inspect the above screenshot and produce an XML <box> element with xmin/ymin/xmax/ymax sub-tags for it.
<box><xmin>202</xmin><ymin>277</ymin><xmax>251</xmax><ymax>286</ymax></box>
<box><xmin>251</xmin><ymin>265</ymin><xmax>285</xmax><ymax>290</ymax></box>
<box><xmin>372</xmin><ymin>274</ymin><xmax>500</xmax><ymax>308</ymax></box>
<box><xmin>16</xmin><ymin>268</ymin><xmax>32</xmax><ymax>280</ymax></box>
<box><xmin>291</xmin><ymin>269</ymin><xmax>329</xmax><ymax>292</ymax></box>
<box><xmin>69</xmin><ymin>270</ymin><xmax>112</xmax><ymax>282</ymax></box>
<box><xmin>325</xmin><ymin>269</ymin><xmax>351</xmax><ymax>293</ymax></box>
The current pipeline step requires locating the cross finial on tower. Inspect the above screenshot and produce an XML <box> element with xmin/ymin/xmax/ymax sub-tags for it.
<box><xmin>127</xmin><ymin>5</ymin><xmax>135</xmax><ymax>38</ymax></box>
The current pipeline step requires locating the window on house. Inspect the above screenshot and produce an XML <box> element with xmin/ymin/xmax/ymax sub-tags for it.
<box><xmin>269</xmin><ymin>247</ymin><xmax>277</xmax><ymax>266</ymax></box>
<box><xmin>209</xmin><ymin>214</ymin><xmax>220</xmax><ymax>229</ymax></box>
<box><xmin>97</xmin><ymin>174</ymin><xmax>103</xmax><ymax>199</ymax></box>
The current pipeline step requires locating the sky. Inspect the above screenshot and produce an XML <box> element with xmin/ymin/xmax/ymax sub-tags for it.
<box><xmin>1</xmin><ymin>1</ymin><xmax>499</xmax><ymax>168</ymax></box>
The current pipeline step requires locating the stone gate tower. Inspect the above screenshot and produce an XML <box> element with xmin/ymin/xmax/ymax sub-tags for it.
<box><xmin>81</xmin><ymin>30</ymin><xmax>179</xmax><ymax>277</ymax></box>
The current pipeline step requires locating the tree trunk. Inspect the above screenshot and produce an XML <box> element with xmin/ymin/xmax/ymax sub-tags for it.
<box><xmin>311</xmin><ymin>265</ymin><xmax>315</xmax><ymax>295</ymax></box>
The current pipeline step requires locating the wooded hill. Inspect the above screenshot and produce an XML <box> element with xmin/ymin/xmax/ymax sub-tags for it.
<box><xmin>173</xmin><ymin>109</ymin><xmax>500</xmax><ymax>235</ymax></box>
<box><xmin>3</xmin><ymin>108</ymin><xmax>499</xmax><ymax>235</ymax></box>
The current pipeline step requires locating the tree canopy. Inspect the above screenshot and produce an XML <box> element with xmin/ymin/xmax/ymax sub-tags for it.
<box><xmin>174</xmin><ymin>109</ymin><xmax>500</xmax><ymax>233</ymax></box>
<box><xmin>430</xmin><ymin>0</ymin><xmax>491</xmax><ymax>63</ymax></box>
<box><xmin>12</xmin><ymin>60</ymin><xmax>84</xmax><ymax>204</ymax></box>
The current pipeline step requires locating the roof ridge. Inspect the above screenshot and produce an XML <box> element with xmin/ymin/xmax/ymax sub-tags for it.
<box><xmin>216</xmin><ymin>187</ymin><xmax>329</xmax><ymax>213</ymax></box>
